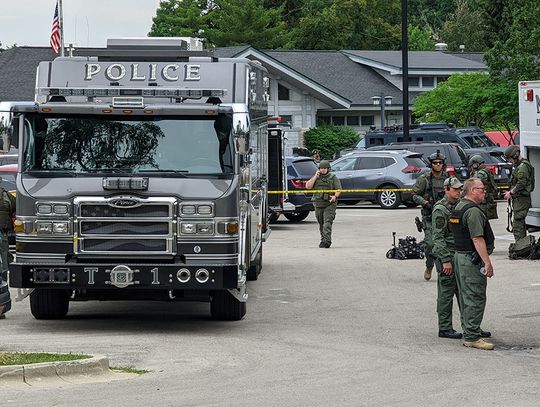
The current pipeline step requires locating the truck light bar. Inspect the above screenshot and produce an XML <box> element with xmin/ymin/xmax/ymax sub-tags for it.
<box><xmin>38</xmin><ymin>87</ymin><xmax>227</xmax><ymax>99</ymax></box>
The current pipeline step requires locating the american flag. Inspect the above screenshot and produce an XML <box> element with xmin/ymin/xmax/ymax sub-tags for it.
<box><xmin>50</xmin><ymin>1</ymin><xmax>61</xmax><ymax>54</ymax></box>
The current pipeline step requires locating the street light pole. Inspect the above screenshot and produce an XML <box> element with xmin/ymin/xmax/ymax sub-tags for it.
<box><xmin>371</xmin><ymin>95</ymin><xmax>393</xmax><ymax>129</ymax></box>
<box><xmin>401</xmin><ymin>0</ymin><xmax>410</xmax><ymax>142</ymax></box>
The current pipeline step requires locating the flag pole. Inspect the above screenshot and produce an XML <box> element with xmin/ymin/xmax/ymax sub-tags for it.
<box><xmin>58</xmin><ymin>0</ymin><xmax>65</xmax><ymax>56</ymax></box>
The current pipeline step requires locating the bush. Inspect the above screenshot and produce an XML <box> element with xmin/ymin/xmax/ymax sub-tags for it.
<box><xmin>303</xmin><ymin>125</ymin><xmax>360</xmax><ymax>160</ymax></box>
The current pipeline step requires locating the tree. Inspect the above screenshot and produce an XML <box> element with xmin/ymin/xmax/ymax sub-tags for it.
<box><xmin>408</xmin><ymin>25</ymin><xmax>434</xmax><ymax>51</ymax></box>
<box><xmin>408</xmin><ymin>0</ymin><xmax>459</xmax><ymax>36</ymax></box>
<box><xmin>303</xmin><ymin>125</ymin><xmax>360</xmax><ymax>160</ymax></box>
<box><xmin>438</xmin><ymin>0</ymin><xmax>489</xmax><ymax>51</ymax></box>
<box><xmin>205</xmin><ymin>0</ymin><xmax>289</xmax><ymax>48</ymax></box>
<box><xmin>412</xmin><ymin>73</ymin><xmax>518</xmax><ymax>135</ymax></box>
<box><xmin>149</xmin><ymin>0</ymin><xmax>209</xmax><ymax>38</ymax></box>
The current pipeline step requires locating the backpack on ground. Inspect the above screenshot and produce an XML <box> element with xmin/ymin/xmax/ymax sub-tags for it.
<box><xmin>508</xmin><ymin>235</ymin><xmax>536</xmax><ymax>260</ymax></box>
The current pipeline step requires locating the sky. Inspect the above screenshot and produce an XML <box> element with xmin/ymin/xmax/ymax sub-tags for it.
<box><xmin>0</xmin><ymin>0</ymin><xmax>163</xmax><ymax>48</ymax></box>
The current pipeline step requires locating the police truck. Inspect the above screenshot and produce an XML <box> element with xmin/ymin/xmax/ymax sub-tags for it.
<box><xmin>8</xmin><ymin>38</ymin><xmax>270</xmax><ymax>320</ymax></box>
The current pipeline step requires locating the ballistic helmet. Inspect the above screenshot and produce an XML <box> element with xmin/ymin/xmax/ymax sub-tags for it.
<box><xmin>428</xmin><ymin>150</ymin><xmax>446</xmax><ymax>164</ymax></box>
<box><xmin>319</xmin><ymin>160</ymin><xmax>331</xmax><ymax>169</ymax></box>
<box><xmin>504</xmin><ymin>145</ymin><xmax>520</xmax><ymax>160</ymax></box>
<box><xmin>469</xmin><ymin>154</ymin><xmax>485</xmax><ymax>167</ymax></box>
<box><xmin>312</xmin><ymin>149</ymin><xmax>320</xmax><ymax>155</ymax></box>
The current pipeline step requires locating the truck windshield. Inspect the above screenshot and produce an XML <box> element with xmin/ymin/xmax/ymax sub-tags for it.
<box><xmin>22</xmin><ymin>114</ymin><xmax>234</xmax><ymax>175</ymax></box>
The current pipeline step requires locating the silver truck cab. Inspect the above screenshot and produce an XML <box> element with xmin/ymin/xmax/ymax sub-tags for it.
<box><xmin>9</xmin><ymin>38</ymin><xmax>270</xmax><ymax>320</ymax></box>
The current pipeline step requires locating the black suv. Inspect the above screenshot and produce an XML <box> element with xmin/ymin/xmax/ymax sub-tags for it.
<box><xmin>368</xmin><ymin>142</ymin><xmax>470</xmax><ymax>180</ymax></box>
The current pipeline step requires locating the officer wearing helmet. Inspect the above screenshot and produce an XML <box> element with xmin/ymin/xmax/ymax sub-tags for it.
<box><xmin>412</xmin><ymin>150</ymin><xmax>450</xmax><ymax>280</ymax></box>
<box><xmin>306</xmin><ymin>160</ymin><xmax>342</xmax><ymax>248</ymax></box>
<box><xmin>469</xmin><ymin>154</ymin><xmax>498</xmax><ymax>220</ymax></box>
<box><xmin>312</xmin><ymin>149</ymin><xmax>321</xmax><ymax>163</ymax></box>
<box><xmin>503</xmin><ymin>145</ymin><xmax>535</xmax><ymax>242</ymax></box>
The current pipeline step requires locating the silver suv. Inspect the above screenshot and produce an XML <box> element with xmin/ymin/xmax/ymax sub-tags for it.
<box><xmin>331</xmin><ymin>150</ymin><xmax>428</xmax><ymax>209</ymax></box>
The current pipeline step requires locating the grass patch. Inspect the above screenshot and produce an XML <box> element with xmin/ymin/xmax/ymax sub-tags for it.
<box><xmin>0</xmin><ymin>352</ymin><xmax>91</xmax><ymax>366</ymax></box>
<box><xmin>110</xmin><ymin>366</ymin><xmax>150</xmax><ymax>375</ymax></box>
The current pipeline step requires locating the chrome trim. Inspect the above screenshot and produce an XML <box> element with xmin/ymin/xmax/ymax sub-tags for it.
<box><xmin>16</xmin><ymin>253</ymin><xmax>66</xmax><ymax>260</ymax></box>
<box><xmin>35</xmin><ymin>201</ymin><xmax>71</xmax><ymax>217</ymax></box>
<box><xmin>179</xmin><ymin>201</ymin><xmax>215</xmax><ymax>217</ymax></box>
<box><xmin>184</xmin><ymin>254</ymin><xmax>238</xmax><ymax>261</ymax></box>
<box><xmin>15</xmin><ymin>236</ymin><xmax>72</xmax><ymax>243</ymax></box>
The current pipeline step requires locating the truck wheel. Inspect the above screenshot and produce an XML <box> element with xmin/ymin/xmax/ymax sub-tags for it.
<box><xmin>377</xmin><ymin>184</ymin><xmax>402</xmax><ymax>209</ymax></box>
<box><xmin>210</xmin><ymin>290</ymin><xmax>246</xmax><ymax>321</ymax></box>
<box><xmin>247</xmin><ymin>247</ymin><xmax>263</xmax><ymax>281</ymax></box>
<box><xmin>283</xmin><ymin>211</ymin><xmax>310</xmax><ymax>222</ymax></box>
<box><xmin>30</xmin><ymin>289</ymin><xmax>70</xmax><ymax>320</ymax></box>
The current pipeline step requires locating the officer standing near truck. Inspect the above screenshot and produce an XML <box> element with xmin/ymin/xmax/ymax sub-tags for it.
<box><xmin>412</xmin><ymin>151</ymin><xmax>449</xmax><ymax>281</ymax></box>
<box><xmin>450</xmin><ymin>178</ymin><xmax>495</xmax><ymax>350</ymax></box>
<box><xmin>503</xmin><ymin>145</ymin><xmax>534</xmax><ymax>242</ymax></box>
<box><xmin>306</xmin><ymin>160</ymin><xmax>341</xmax><ymax>248</ymax></box>
<box><xmin>469</xmin><ymin>154</ymin><xmax>498</xmax><ymax>220</ymax></box>
<box><xmin>432</xmin><ymin>177</ymin><xmax>463</xmax><ymax>339</ymax></box>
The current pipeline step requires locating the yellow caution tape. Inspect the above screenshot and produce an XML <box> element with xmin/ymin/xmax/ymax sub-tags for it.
<box><xmin>267</xmin><ymin>188</ymin><xmax>413</xmax><ymax>195</ymax></box>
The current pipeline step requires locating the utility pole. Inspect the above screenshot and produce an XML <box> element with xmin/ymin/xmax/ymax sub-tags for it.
<box><xmin>401</xmin><ymin>0</ymin><xmax>410</xmax><ymax>142</ymax></box>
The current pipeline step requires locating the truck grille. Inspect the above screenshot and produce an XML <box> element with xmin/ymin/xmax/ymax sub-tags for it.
<box><xmin>75</xmin><ymin>197</ymin><xmax>175</xmax><ymax>256</ymax></box>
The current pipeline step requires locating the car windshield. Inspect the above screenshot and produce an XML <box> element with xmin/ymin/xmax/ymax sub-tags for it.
<box><xmin>22</xmin><ymin>113</ymin><xmax>234</xmax><ymax>175</ymax></box>
<box><xmin>292</xmin><ymin>159</ymin><xmax>318</xmax><ymax>177</ymax></box>
<box><xmin>462</xmin><ymin>132</ymin><xmax>496</xmax><ymax>148</ymax></box>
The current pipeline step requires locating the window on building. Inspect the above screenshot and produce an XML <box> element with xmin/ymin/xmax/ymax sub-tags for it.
<box><xmin>361</xmin><ymin>115</ymin><xmax>375</xmax><ymax>126</ymax></box>
<box><xmin>278</xmin><ymin>84</ymin><xmax>290</xmax><ymax>100</ymax></box>
<box><xmin>346</xmin><ymin>116</ymin><xmax>359</xmax><ymax>126</ymax></box>
<box><xmin>332</xmin><ymin>116</ymin><xmax>345</xmax><ymax>125</ymax></box>
<box><xmin>422</xmin><ymin>77</ymin><xmax>434</xmax><ymax>87</ymax></box>
<box><xmin>317</xmin><ymin>116</ymin><xmax>331</xmax><ymax>125</ymax></box>
<box><xmin>408</xmin><ymin>76</ymin><xmax>420</xmax><ymax>87</ymax></box>
<box><xmin>437</xmin><ymin>76</ymin><xmax>449</xmax><ymax>84</ymax></box>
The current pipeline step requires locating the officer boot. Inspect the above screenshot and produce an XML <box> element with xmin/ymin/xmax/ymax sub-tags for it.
<box><xmin>424</xmin><ymin>266</ymin><xmax>433</xmax><ymax>281</ymax></box>
<box><xmin>463</xmin><ymin>338</ymin><xmax>494</xmax><ymax>350</ymax></box>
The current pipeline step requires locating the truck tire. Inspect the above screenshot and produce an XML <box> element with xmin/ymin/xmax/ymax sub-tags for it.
<box><xmin>30</xmin><ymin>289</ymin><xmax>70</xmax><ymax>320</ymax></box>
<box><xmin>268</xmin><ymin>212</ymin><xmax>280</xmax><ymax>224</ymax></box>
<box><xmin>283</xmin><ymin>211</ymin><xmax>310</xmax><ymax>222</ymax></box>
<box><xmin>247</xmin><ymin>247</ymin><xmax>263</xmax><ymax>281</ymax></box>
<box><xmin>210</xmin><ymin>290</ymin><xmax>246</xmax><ymax>321</ymax></box>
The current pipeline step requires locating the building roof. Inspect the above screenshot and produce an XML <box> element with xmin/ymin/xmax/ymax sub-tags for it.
<box><xmin>343</xmin><ymin>50</ymin><xmax>486</xmax><ymax>74</ymax></box>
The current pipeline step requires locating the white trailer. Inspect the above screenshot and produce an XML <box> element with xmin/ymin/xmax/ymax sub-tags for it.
<box><xmin>518</xmin><ymin>80</ymin><xmax>540</xmax><ymax>228</ymax></box>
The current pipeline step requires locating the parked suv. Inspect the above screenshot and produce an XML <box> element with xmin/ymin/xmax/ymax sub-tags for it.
<box><xmin>331</xmin><ymin>150</ymin><xmax>428</xmax><ymax>209</ymax></box>
<box><xmin>368</xmin><ymin>141</ymin><xmax>470</xmax><ymax>180</ymax></box>
<box><xmin>269</xmin><ymin>156</ymin><xmax>317</xmax><ymax>223</ymax></box>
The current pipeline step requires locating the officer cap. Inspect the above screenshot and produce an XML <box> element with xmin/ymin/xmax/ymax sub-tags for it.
<box><xmin>504</xmin><ymin>145</ymin><xmax>520</xmax><ymax>160</ymax></box>
<box><xmin>444</xmin><ymin>176</ymin><xmax>463</xmax><ymax>189</ymax></box>
<box><xmin>469</xmin><ymin>154</ymin><xmax>485</xmax><ymax>167</ymax></box>
<box><xmin>319</xmin><ymin>160</ymin><xmax>330</xmax><ymax>169</ymax></box>
<box><xmin>428</xmin><ymin>150</ymin><xmax>446</xmax><ymax>163</ymax></box>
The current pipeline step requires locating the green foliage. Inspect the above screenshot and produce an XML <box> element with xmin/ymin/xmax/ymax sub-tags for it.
<box><xmin>149</xmin><ymin>0</ymin><xmax>208</xmax><ymax>38</ymax></box>
<box><xmin>0</xmin><ymin>352</ymin><xmax>90</xmax><ymax>366</ymax></box>
<box><xmin>412</xmin><ymin>73</ymin><xmax>519</xmax><ymax>134</ymax></box>
<box><xmin>303</xmin><ymin>125</ymin><xmax>360</xmax><ymax>160</ymax></box>
<box><xmin>439</xmin><ymin>0</ymin><xmax>489</xmax><ymax>51</ymax></box>
<box><xmin>408</xmin><ymin>25</ymin><xmax>434</xmax><ymax>51</ymax></box>
<box><xmin>205</xmin><ymin>0</ymin><xmax>289</xmax><ymax>48</ymax></box>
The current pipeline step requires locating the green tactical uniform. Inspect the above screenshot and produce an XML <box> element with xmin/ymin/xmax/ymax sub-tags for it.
<box><xmin>509</xmin><ymin>158</ymin><xmax>534</xmax><ymax>241</ymax></box>
<box><xmin>451</xmin><ymin>199</ymin><xmax>495</xmax><ymax>342</ymax></box>
<box><xmin>473</xmin><ymin>167</ymin><xmax>498</xmax><ymax>220</ymax></box>
<box><xmin>432</xmin><ymin>196</ymin><xmax>461</xmax><ymax>331</ymax></box>
<box><xmin>0</xmin><ymin>187</ymin><xmax>15</xmax><ymax>281</ymax></box>
<box><xmin>311</xmin><ymin>173</ymin><xmax>341</xmax><ymax>246</ymax></box>
<box><xmin>412</xmin><ymin>171</ymin><xmax>449</xmax><ymax>268</ymax></box>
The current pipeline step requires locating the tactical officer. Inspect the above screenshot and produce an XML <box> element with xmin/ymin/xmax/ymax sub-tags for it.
<box><xmin>306</xmin><ymin>160</ymin><xmax>341</xmax><ymax>248</ymax></box>
<box><xmin>412</xmin><ymin>151</ymin><xmax>450</xmax><ymax>281</ymax></box>
<box><xmin>503</xmin><ymin>145</ymin><xmax>535</xmax><ymax>242</ymax></box>
<box><xmin>469</xmin><ymin>154</ymin><xmax>498</xmax><ymax>220</ymax></box>
<box><xmin>450</xmin><ymin>178</ymin><xmax>495</xmax><ymax>350</ymax></box>
<box><xmin>312</xmin><ymin>149</ymin><xmax>321</xmax><ymax>163</ymax></box>
<box><xmin>432</xmin><ymin>177</ymin><xmax>463</xmax><ymax>339</ymax></box>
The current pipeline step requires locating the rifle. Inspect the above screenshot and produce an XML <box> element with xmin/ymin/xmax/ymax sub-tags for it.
<box><xmin>415</xmin><ymin>216</ymin><xmax>423</xmax><ymax>233</ymax></box>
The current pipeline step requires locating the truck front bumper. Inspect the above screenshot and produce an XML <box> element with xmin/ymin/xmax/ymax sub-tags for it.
<box><xmin>9</xmin><ymin>259</ymin><xmax>239</xmax><ymax>290</ymax></box>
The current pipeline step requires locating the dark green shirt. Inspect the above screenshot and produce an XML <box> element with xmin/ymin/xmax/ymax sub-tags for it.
<box><xmin>454</xmin><ymin>198</ymin><xmax>494</xmax><ymax>252</ymax></box>
<box><xmin>311</xmin><ymin>173</ymin><xmax>341</xmax><ymax>207</ymax></box>
<box><xmin>432</xmin><ymin>196</ymin><xmax>457</xmax><ymax>263</ymax></box>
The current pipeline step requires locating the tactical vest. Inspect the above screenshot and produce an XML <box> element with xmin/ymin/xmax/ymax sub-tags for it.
<box><xmin>449</xmin><ymin>202</ymin><xmax>495</xmax><ymax>252</ymax></box>
<box><xmin>311</xmin><ymin>174</ymin><xmax>337</xmax><ymax>203</ymax></box>
<box><xmin>512</xmin><ymin>159</ymin><xmax>535</xmax><ymax>195</ymax></box>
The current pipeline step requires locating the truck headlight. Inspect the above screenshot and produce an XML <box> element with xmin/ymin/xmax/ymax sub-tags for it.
<box><xmin>52</xmin><ymin>222</ymin><xmax>69</xmax><ymax>234</ymax></box>
<box><xmin>197</xmin><ymin>205</ymin><xmax>213</xmax><ymax>215</ymax></box>
<box><xmin>196</xmin><ymin>223</ymin><xmax>214</xmax><ymax>235</ymax></box>
<box><xmin>181</xmin><ymin>205</ymin><xmax>196</xmax><ymax>215</ymax></box>
<box><xmin>53</xmin><ymin>204</ymin><xmax>69</xmax><ymax>215</ymax></box>
<box><xmin>181</xmin><ymin>223</ymin><xmax>196</xmax><ymax>234</ymax></box>
<box><xmin>36</xmin><ymin>204</ymin><xmax>53</xmax><ymax>215</ymax></box>
<box><xmin>36</xmin><ymin>222</ymin><xmax>52</xmax><ymax>234</ymax></box>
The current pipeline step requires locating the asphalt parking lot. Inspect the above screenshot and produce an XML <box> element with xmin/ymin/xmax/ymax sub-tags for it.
<box><xmin>1</xmin><ymin>202</ymin><xmax>539</xmax><ymax>406</ymax></box>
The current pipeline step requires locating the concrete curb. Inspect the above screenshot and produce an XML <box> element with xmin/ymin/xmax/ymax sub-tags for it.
<box><xmin>0</xmin><ymin>354</ymin><xmax>110</xmax><ymax>385</ymax></box>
